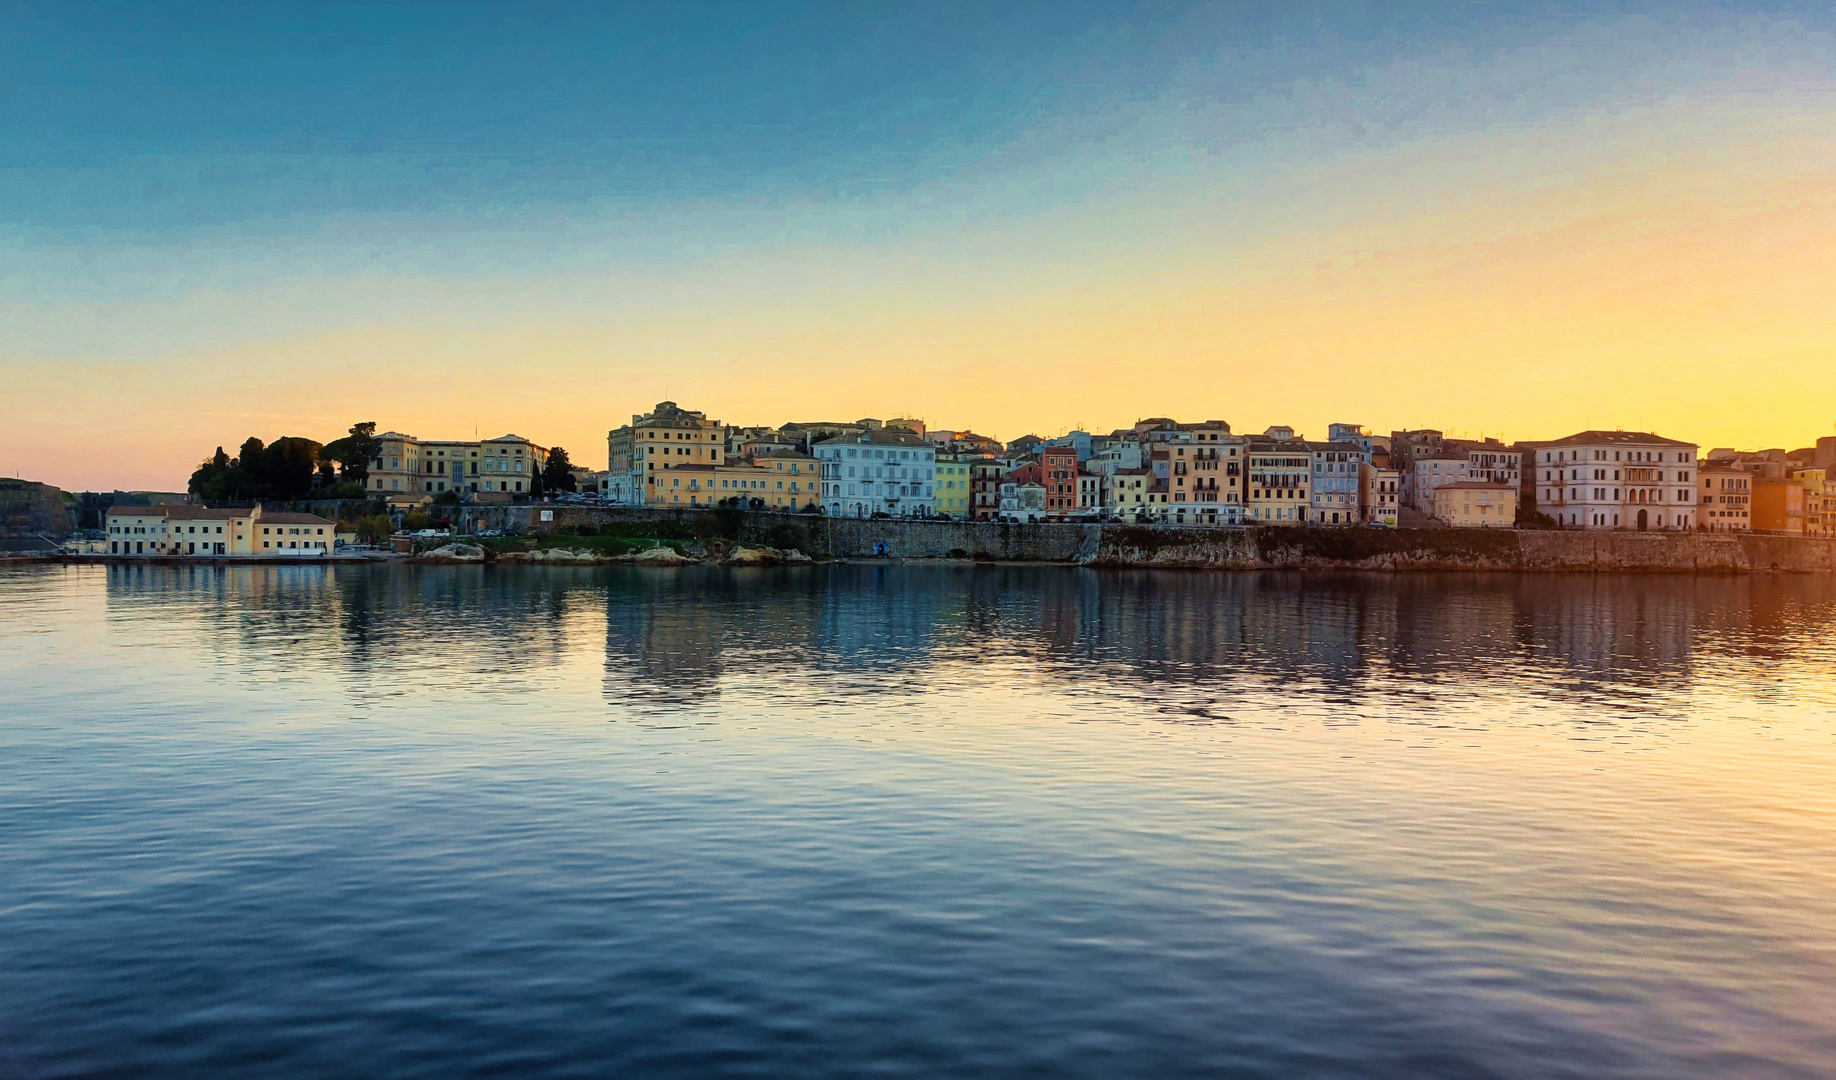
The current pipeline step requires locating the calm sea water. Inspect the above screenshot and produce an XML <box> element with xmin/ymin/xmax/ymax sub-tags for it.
<box><xmin>4</xmin><ymin>563</ymin><xmax>1836</xmax><ymax>1079</ymax></box>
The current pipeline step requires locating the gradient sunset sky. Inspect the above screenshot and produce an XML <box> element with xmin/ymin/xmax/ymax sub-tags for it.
<box><xmin>5</xmin><ymin>1</ymin><xmax>1835</xmax><ymax>490</ymax></box>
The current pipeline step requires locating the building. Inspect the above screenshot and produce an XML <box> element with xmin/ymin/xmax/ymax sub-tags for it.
<box><xmin>999</xmin><ymin>480</ymin><xmax>1046</xmax><ymax>519</ymax></box>
<box><xmin>1750</xmin><ymin>477</ymin><xmax>1805</xmax><ymax>536</ymax></box>
<box><xmin>1433</xmin><ymin>482</ymin><xmax>1517</xmax><ymax>528</ymax></box>
<box><xmin>814</xmin><ymin>429</ymin><xmax>937</xmax><ymax>518</ymax></box>
<box><xmin>1244</xmin><ymin>439</ymin><xmax>1313</xmax><ymax>525</ymax></box>
<box><xmin>1077</xmin><ymin>472</ymin><xmax>1102</xmax><ymax>514</ymax></box>
<box><xmin>1307</xmin><ymin>441</ymin><xmax>1369</xmax><ymax>525</ymax></box>
<box><xmin>970</xmin><ymin>459</ymin><xmax>1005</xmax><ymax>520</ymax></box>
<box><xmin>368</xmin><ymin>432</ymin><xmax>545</xmax><ymax>498</ymax></box>
<box><xmin>106</xmin><ymin>504</ymin><xmax>337</xmax><ymax>556</ymax></box>
<box><xmin>661</xmin><ymin>451</ymin><xmax>823</xmax><ymax>511</ymax></box>
<box><xmin>1361</xmin><ymin>463</ymin><xmax>1401</xmax><ymax>526</ymax></box>
<box><xmin>1531</xmin><ymin>430</ymin><xmax>1698</xmax><ymax>530</ymax></box>
<box><xmin>1792</xmin><ymin>468</ymin><xmax>1831</xmax><ymax>538</ymax></box>
<box><xmin>934</xmin><ymin>451</ymin><xmax>972</xmax><ymax>518</ymax></box>
<box><xmin>1104</xmin><ymin>468</ymin><xmax>1154</xmax><ymax>519</ymax></box>
<box><xmin>1041</xmin><ymin>445</ymin><xmax>1079</xmax><ymax>512</ymax></box>
<box><xmin>1698</xmin><ymin>463</ymin><xmax>1751</xmax><ymax>532</ymax></box>
<box><xmin>606</xmin><ymin>402</ymin><xmax>725</xmax><ymax>506</ymax></box>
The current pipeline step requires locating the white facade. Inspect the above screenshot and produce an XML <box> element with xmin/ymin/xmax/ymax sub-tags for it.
<box><xmin>1533</xmin><ymin>431</ymin><xmax>1698</xmax><ymax>530</ymax></box>
<box><xmin>1308</xmin><ymin>442</ymin><xmax>1369</xmax><ymax>525</ymax></box>
<box><xmin>815</xmin><ymin>430</ymin><xmax>937</xmax><ymax>518</ymax></box>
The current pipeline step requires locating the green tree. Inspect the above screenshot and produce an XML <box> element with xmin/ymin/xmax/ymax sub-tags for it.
<box><xmin>338</xmin><ymin>421</ymin><xmax>381</xmax><ymax>483</ymax></box>
<box><xmin>541</xmin><ymin>446</ymin><xmax>577</xmax><ymax>493</ymax></box>
<box><xmin>402</xmin><ymin>510</ymin><xmax>434</xmax><ymax>532</ymax></box>
<box><xmin>354</xmin><ymin>514</ymin><xmax>393</xmax><ymax>544</ymax></box>
<box><xmin>263</xmin><ymin>437</ymin><xmax>324</xmax><ymax>500</ymax></box>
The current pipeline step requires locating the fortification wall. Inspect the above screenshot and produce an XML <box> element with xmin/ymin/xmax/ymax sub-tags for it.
<box><xmin>445</xmin><ymin>503</ymin><xmax>1836</xmax><ymax>573</ymax></box>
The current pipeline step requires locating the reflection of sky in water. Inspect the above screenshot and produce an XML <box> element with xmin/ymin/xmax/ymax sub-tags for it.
<box><xmin>5</xmin><ymin>564</ymin><xmax>1836</xmax><ymax>1079</ymax></box>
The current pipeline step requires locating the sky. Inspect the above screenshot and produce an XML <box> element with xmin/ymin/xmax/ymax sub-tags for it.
<box><xmin>4</xmin><ymin>1</ymin><xmax>1835</xmax><ymax>490</ymax></box>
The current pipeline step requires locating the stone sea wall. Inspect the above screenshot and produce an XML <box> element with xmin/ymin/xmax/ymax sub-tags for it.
<box><xmin>454</xmin><ymin>504</ymin><xmax>1836</xmax><ymax>573</ymax></box>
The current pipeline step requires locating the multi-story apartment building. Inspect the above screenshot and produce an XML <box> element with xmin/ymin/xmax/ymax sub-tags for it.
<box><xmin>1433</xmin><ymin>482</ymin><xmax>1516</xmax><ymax>528</ymax></box>
<box><xmin>1409</xmin><ymin>454</ymin><xmax>1471</xmax><ymax>516</ymax></box>
<box><xmin>1308</xmin><ymin>442</ymin><xmax>1369</xmax><ymax>525</ymax></box>
<box><xmin>1751</xmin><ymin>478</ymin><xmax>1805</xmax><ymax>535</ymax></box>
<box><xmin>1087</xmin><ymin>436</ymin><xmax>1143</xmax><ymax>475</ymax></box>
<box><xmin>1245</xmin><ymin>439</ymin><xmax>1313</xmax><ymax>524</ymax></box>
<box><xmin>999</xmin><ymin>480</ymin><xmax>1046</xmax><ymax>518</ymax></box>
<box><xmin>814</xmin><ymin>429</ymin><xmax>937</xmax><ymax>518</ymax></box>
<box><xmin>664</xmin><ymin>450</ymin><xmax>822</xmax><ymax>511</ymax></box>
<box><xmin>1041</xmin><ymin>445</ymin><xmax>1080</xmax><ymax>512</ymax></box>
<box><xmin>970</xmin><ymin>459</ymin><xmax>1005</xmax><ymax>520</ymax></box>
<box><xmin>1699</xmin><ymin>464</ymin><xmax>1752</xmax><ymax>532</ymax></box>
<box><xmin>1792</xmin><ymin>468</ymin><xmax>1830</xmax><ymax>538</ymax></box>
<box><xmin>1078</xmin><ymin>472</ymin><xmax>1101</xmax><ymax>513</ymax></box>
<box><xmin>1361</xmin><ymin>463</ymin><xmax>1400</xmax><ymax>526</ymax></box>
<box><xmin>1105</xmin><ymin>468</ymin><xmax>1153</xmax><ymax>520</ymax></box>
<box><xmin>606</xmin><ymin>401</ymin><xmax>725</xmax><ymax>506</ymax></box>
<box><xmin>1531</xmin><ymin>430</ymin><xmax>1698</xmax><ymax>530</ymax></box>
<box><xmin>934</xmin><ymin>451</ymin><xmax>972</xmax><ymax>518</ymax></box>
<box><xmin>368</xmin><ymin>432</ymin><xmax>544</xmax><ymax>498</ymax></box>
<box><xmin>106</xmin><ymin>504</ymin><xmax>338</xmax><ymax>556</ymax></box>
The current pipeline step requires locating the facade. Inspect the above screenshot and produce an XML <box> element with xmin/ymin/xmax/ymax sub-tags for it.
<box><xmin>1409</xmin><ymin>455</ymin><xmax>1471</xmax><ymax>516</ymax></box>
<box><xmin>933</xmin><ymin>451</ymin><xmax>972</xmax><ymax>518</ymax></box>
<box><xmin>1532</xmin><ymin>431</ymin><xmax>1698</xmax><ymax>531</ymax></box>
<box><xmin>1077</xmin><ymin>472</ymin><xmax>1102</xmax><ymax>514</ymax></box>
<box><xmin>1104</xmin><ymin>469</ymin><xmax>1153</xmax><ymax>519</ymax></box>
<box><xmin>368</xmin><ymin>432</ymin><xmax>544</xmax><ymax>498</ymax></box>
<box><xmin>1308</xmin><ymin>442</ymin><xmax>1369</xmax><ymax>525</ymax></box>
<box><xmin>106</xmin><ymin>504</ymin><xmax>337</xmax><ymax>555</ymax></box>
<box><xmin>970</xmin><ymin>459</ymin><xmax>1005</xmax><ymax>520</ymax></box>
<box><xmin>814</xmin><ymin>429</ymin><xmax>937</xmax><ymax>518</ymax></box>
<box><xmin>999</xmin><ymin>480</ymin><xmax>1047</xmax><ymax>518</ymax></box>
<box><xmin>606</xmin><ymin>401</ymin><xmax>724</xmax><ymax>506</ymax></box>
<box><xmin>1792</xmin><ymin>468</ymin><xmax>1831</xmax><ymax>538</ymax></box>
<box><xmin>1041</xmin><ymin>445</ymin><xmax>1080</xmax><ymax>512</ymax></box>
<box><xmin>1244</xmin><ymin>440</ymin><xmax>1313</xmax><ymax>525</ymax></box>
<box><xmin>1698</xmin><ymin>464</ymin><xmax>1752</xmax><ymax>532</ymax></box>
<box><xmin>658</xmin><ymin>451</ymin><xmax>823</xmax><ymax>511</ymax></box>
<box><xmin>1432</xmin><ymin>482</ymin><xmax>1516</xmax><ymax>528</ymax></box>
<box><xmin>1361</xmin><ymin>464</ymin><xmax>1401</xmax><ymax>526</ymax></box>
<box><xmin>1750</xmin><ymin>478</ymin><xmax>1805</xmax><ymax>536</ymax></box>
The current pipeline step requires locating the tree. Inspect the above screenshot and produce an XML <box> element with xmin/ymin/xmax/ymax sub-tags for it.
<box><xmin>541</xmin><ymin>447</ymin><xmax>577</xmax><ymax>493</ymax></box>
<box><xmin>354</xmin><ymin>514</ymin><xmax>393</xmax><ymax>544</ymax></box>
<box><xmin>316</xmin><ymin>462</ymin><xmax>336</xmax><ymax>489</ymax></box>
<box><xmin>263</xmin><ymin>437</ymin><xmax>324</xmax><ymax>500</ymax></box>
<box><xmin>338</xmin><ymin>421</ymin><xmax>381</xmax><ymax>483</ymax></box>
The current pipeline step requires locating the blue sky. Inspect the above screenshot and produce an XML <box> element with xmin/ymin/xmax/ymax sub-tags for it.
<box><xmin>6</xmin><ymin>2</ymin><xmax>1835</xmax><ymax>488</ymax></box>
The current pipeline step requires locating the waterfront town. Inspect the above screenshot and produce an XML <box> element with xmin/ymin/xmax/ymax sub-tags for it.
<box><xmin>5</xmin><ymin>403</ymin><xmax>1833</xmax><ymax>556</ymax></box>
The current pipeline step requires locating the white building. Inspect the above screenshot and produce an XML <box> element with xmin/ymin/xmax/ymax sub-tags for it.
<box><xmin>815</xmin><ymin>429</ymin><xmax>937</xmax><ymax>518</ymax></box>
<box><xmin>1532</xmin><ymin>430</ymin><xmax>1698</xmax><ymax>530</ymax></box>
<box><xmin>1307</xmin><ymin>441</ymin><xmax>1370</xmax><ymax>525</ymax></box>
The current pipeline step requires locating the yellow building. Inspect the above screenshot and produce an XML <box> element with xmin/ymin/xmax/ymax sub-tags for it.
<box><xmin>368</xmin><ymin>432</ymin><xmax>544</xmax><ymax>498</ymax></box>
<box><xmin>606</xmin><ymin>401</ymin><xmax>725</xmax><ymax>505</ymax></box>
<box><xmin>106</xmin><ymin>504</ymin><xmax>338</xmax><ymax>555</ymax></box>
<box><xmin>1433</xmin><ymin>481</ymin><xmax>1516</xmax><ymax>527</ymax></box>
<box><xmin>748</xmin><ymin>451</ymin><xmax>822</xmax><ymax>510</ymax></box>
<box><xmin>1699</xmin><ymin>464</ymin><xmax>1751</xmax><ymax>532</ymax></box>
<box><xmin>1103</xmin><ymin>468</ymin><xmax>1153</xmax><ymax>519</ymax></box>
<box><xmin>1792</xmin><ymin>468</ymin><xmax>1831</xmax><ymax>538</ymax></box>
<box><xmin>1245</xmin><ymin>440</ymin><xmax>1312</xmax><ymax>525</ymax></box>
<box><xmin>1751</xmin><ymin>477</ymin><xmax>1806</xmax><ymax>536</ymax></box>
<box><xmin>934</xmin><ymin>451</ymin><xmax>972</xmax><ymax>517</ymax></box>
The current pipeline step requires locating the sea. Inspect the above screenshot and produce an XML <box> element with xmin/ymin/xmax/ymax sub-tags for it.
<box><xmin>3</xmin><ymin>562</ymin><xmax>1835</xmax><ymax>1079</ymax></box>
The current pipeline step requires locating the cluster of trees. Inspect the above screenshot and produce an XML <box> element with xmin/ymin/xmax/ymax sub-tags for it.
<box><xmin>189</xmin><ymin>422</ymin><xmax>383</xmax><ymax>503</ymax></box>
<box><xmin>187</xmin><ymin>421</ymin><xmax>587</xmax><ymax>505</ymax></box>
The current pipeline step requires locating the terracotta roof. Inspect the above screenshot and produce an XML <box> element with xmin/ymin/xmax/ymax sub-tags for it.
<box><xmin>257</xmin><ymin>511</ymin><xmax>337</xmax><ymax>524</ymax></box>
<box><xmin>1541</xmin><ymin>430</ymin><xmax>1696</xmax><ymax>447</ymax></box>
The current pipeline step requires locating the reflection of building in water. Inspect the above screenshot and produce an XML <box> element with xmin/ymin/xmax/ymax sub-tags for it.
<box><xmin>104</xmin><ymin>563</ymin><xmax>591</xmax><ymax>680</ymax></box>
